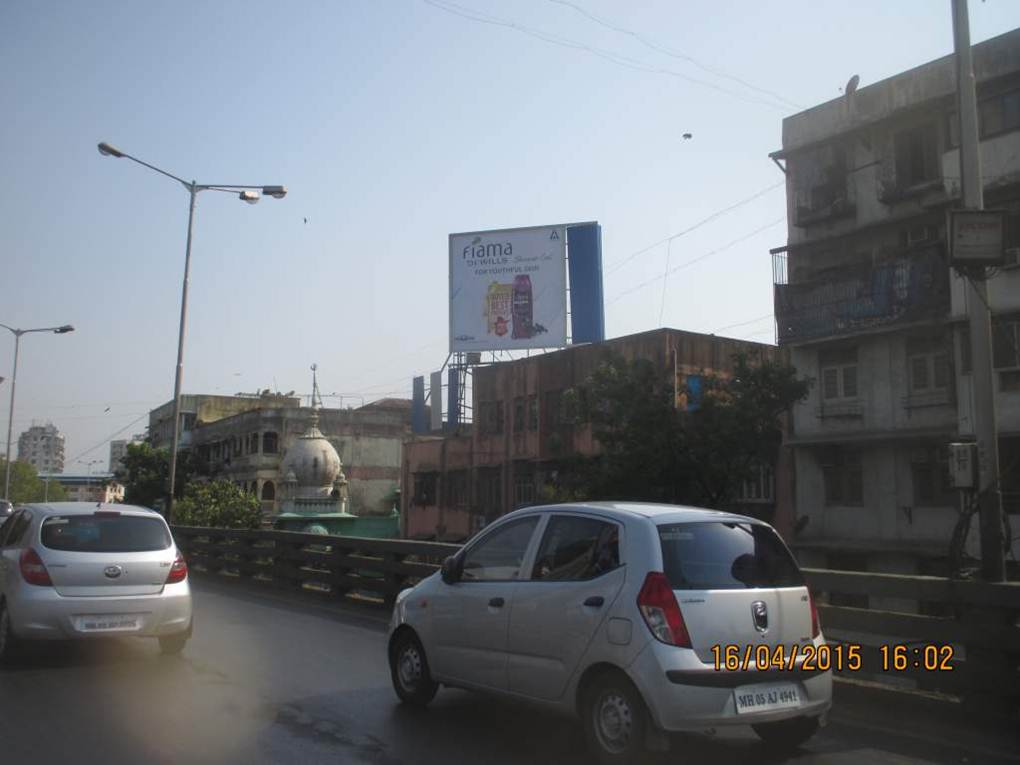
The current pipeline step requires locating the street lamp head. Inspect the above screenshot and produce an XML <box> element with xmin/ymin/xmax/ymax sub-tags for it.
<box><xmin>54</xmin><ymin>325</ymin><xmax>75</xmax><ymax>334</ymax></box>
<box><xmin>262</xmin><ymin>186</ymin><xmax>287</xmax><ymax>200</ymax></box>
<box><xmin>239</xmin><ymin>190</ymin><xmax>261</xmax><ymax>205</ymax></box>
<box><xmin>97</xmin><ymin>142</ymin><xmax>125</xmax><ymax>158</ymax></box>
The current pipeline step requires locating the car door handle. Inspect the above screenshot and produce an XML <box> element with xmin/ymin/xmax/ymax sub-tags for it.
<box><xmin>583</xmin><ymin>596</ymin><xmax>605</xmax><ymax>608</ymax></box>
<box><xmin>488</xmin><ymin>597</ymin><xmax>505</xmax><ymax>608</ymax></box>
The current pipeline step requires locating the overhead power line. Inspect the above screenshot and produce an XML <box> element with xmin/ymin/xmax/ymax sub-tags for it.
<box><xmin>606</xmin><ymin>181</ymin><xmax>785</xmax><ymax>275</ymax></box>
<box><xmin>608</xmin><ymin>217</ymin><xmax>785</xmax><ymax>306</ymax></box>
<box><xmin>422</xmin><ymin>0</ymin><xmax>792</xmax><ymax>111</ymax></box>
<box><xmin>546</xmin><ymin>0</ymin><xmax>803</xmax><ymax>110</ymax></box>
<box><xmin>65</xmin><ymin>412</ymin><xmax>151</xmax><ymax>467</ymax></box>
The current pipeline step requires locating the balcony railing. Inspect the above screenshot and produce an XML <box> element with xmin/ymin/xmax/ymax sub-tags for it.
<box><xmin>773</xmin><ymin>248</ymin><xmax>949</xmax><ymax>344</ymax></box>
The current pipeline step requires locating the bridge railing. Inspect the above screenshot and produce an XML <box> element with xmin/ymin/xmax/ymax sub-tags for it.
<box><xmin>171</xmin><ymin>526</ymin><xmax>1019</xmax><ymax>716</ymax></box>
<box><xmin>171</xmin><ymin>525</ymin><xmax>458</xmax><ymax>605</ymax></box>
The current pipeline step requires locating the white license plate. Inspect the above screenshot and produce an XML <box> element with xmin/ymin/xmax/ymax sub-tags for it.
<box><xmin>733</xmin><ymin>683</ymin><xmax>801</xmax><ymax>714</ymax></box>
<box><xmin>76</xmin><ymin>614</ymin><xmax>140</xmax><ymax>632</ymax></box>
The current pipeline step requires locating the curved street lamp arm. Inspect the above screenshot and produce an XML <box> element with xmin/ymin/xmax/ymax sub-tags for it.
<box><xmin>118</xmin><ymin>152</ymin><xmax>190</xmax><ymax>188</ymax></box>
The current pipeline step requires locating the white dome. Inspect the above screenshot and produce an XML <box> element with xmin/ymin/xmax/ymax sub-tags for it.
<box><xmin>280</xmin><ymin>414</ymin><xmax>341</xmax><ymax>498</ymax></box>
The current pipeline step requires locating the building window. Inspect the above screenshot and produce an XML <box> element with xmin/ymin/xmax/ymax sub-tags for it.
<box><xmin>261</xmin><ymin>481</ymin><xmax>275</xmax><ymax>500</ymax></box>
<box><xmin>1000</xmin><ymin>437</ymin><xmax>1020</xmax><ymax>515</ymax></box>
<box><xmin>543</xmin><ymin>390</ymin><xmax>564</xmax><ymax>429</ymax></box>
<box><xmin>446</xmin><ymin>470</ymin><xmax>469</xmax><ymax>510</ymax></box>
<box><xmin>527</xmin><ymin>395</ymin><xmax>539</xmax><ymax>431</ymax></box>
<box><xmin>952</xmin><ymin>89</ymin><xmax>1020</xmax><ymax>145</ymax></box>
<box><xmin>479</xmin><ymin>401</ymin><xmax>505</xmax><ymax>436</ymax></box>
<box><xmin>513</xmin><ymin>467</ymin><xmax>535</xmax><ymax>508</ymax></box>
<box><xmin>477</xmin><ymin>467</ymin><xmax>502</xmax><ymax>518</ymax></box>
<box><xmin>992</xmin><ymin>316</ymin><xmax>1020</xmax><ymax>392</ymax></box>
<box><xmin>740</xmin><ymin>463</ymin><xmax>775</xmax><ymax>503</ymax></box>
<box><xmin>513</xmin><ymin>397</ymin><xmax>525</xmax><ymax>433</ymax></box>
<box><xmin>262</xmin><ymin>432</ymin><xmax>279</xmax><ymax>454</ymax></box>
<box><xmin>894</xmin><ymin>122</ymin><xmax>939</xmax><ymax>188</ymax></box>
<box><xmin>910</xmin><ymin>446</ymin><xmax>954</xmax><ymax>507</ymax></box>
<box><xmin>820</xmin><ymin>447</ymin><xmax>863</xmax><ymax>506</ymax></box>
<box><xmin>413</xmin><ymin>472</ymin><xmax>438</xmax><ymax>506</ymax></box>
<box><xmin>907</xmin><ymin>335</ymin><xmax>951</xmax><ymax>393</ymax></box>
<box><xmin>820</xmin><ymin>347</ymin><xmax>858</xmax><ymax>401</ymax></box>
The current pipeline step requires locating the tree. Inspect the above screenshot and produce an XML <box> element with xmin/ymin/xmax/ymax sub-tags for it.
<box><xmin>566</xmin><ymin>353</ymin><xmax>810</xmax><ymax>509</ymax></box>
<box><xmin>115</xmin><ymin>442</ymin><xmax>203</xmax><ymax>509</ymax></box>
<box><xmin>0</xmin><ymin>459</ymin><xmax>67</xmax><ymax>503</ymax></box>
<box><xmin>172</xmin><ymin>480</ymin><xmax>262</xmax><ymax>529</ymax></box>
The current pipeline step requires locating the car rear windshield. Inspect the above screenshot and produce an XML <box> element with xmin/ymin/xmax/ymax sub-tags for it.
<box><xmin>657</xmin><ymin>521</ymin><xmax>804</xmax><ymax>590</ymax></box>
<box><xmin>41</xmin><ymin>514</ymin><xmax>171</xmax><ymax>553</ymax></box>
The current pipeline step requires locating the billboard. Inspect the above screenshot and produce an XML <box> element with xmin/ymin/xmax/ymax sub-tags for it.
<box><xmin>450</xmin><ymin>225</ymin><xmax>567</xmax><ymax>352</ymax></box>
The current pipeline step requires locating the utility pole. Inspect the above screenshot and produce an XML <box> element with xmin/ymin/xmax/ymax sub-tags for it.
<box><xmin>952</xmin><ymin>0</ymin><xmax>1005</xmax><ymax>581</ymax></box>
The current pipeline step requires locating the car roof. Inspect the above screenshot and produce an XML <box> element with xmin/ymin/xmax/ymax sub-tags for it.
<box><xmin>513</xmin><ymin>501</ymin><xmax>762</xmax><ymax>526</ymax></box>
<box><xmin>17</xmin><ymin>502</ymin><xmax>161</xmax><ymax>519</ymax></box>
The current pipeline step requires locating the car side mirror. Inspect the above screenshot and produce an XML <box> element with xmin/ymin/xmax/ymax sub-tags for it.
<box><xmin>440</xmin><ymin>555</ymin><xmax>461</xmax><ymax>585</ymax></box>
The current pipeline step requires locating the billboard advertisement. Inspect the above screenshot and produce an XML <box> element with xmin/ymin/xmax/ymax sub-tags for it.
<box><xmin>450</xmin><ymin>225</ymin><xmax>567</xmax><ymax>352</ymax></box>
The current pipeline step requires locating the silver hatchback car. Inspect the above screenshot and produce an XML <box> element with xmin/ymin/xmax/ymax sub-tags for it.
<box><xmin>388</xmin><ymin>503</ymin><xmax>831</xmax><ymax>763</ymax></box>
<box><xmin>0</xmin><ymin>502</ymin><xmax>192</xmax><ymax>663</ymax></box>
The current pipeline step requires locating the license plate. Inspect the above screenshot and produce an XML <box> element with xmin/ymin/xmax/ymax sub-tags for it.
<box><xmin>76</xmin><ymin>614</ymin><xmax>140</xmax><ymax>632</ymax></box>
<box><xmin>733</xmin><ymin>683</ymin><xmax>801</xmax><ymax>714</ymax></box>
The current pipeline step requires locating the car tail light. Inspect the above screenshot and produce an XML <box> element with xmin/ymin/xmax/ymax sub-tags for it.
<box><xmin>166</xmin><ymin>551</ymin><xmax>188</xmax><ymax>584</ymax></box>
<box><xmin>637</xmin><ymin>571</ymin><xmax>691</xmax><ymax>647</ymax></box>
<box><xmin>94</xmin><ymin>510</ymin><xmax>121</xmax><ymax>517</ymax></box>
<box><xmin>809</xmin><ymin>590</ymin><xmax>821</xmax><ymax>638</ymax></box>
<box><xmin>20</xmin><ymin>548</ymin><xmax>53</xmax><ymax>587</ymax></box>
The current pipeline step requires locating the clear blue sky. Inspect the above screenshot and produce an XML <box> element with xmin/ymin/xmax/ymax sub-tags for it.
<box><xmin>2</xmin><ymin>0</ymin><xmax>1019</xmax><ymax>472</ymax></box>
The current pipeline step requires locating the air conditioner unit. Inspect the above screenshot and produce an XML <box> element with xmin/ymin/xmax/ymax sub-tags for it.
<box><xmin>948</xmin><ymin>442</ymin><xmax>977</xmax><ymax>489</ymax></box>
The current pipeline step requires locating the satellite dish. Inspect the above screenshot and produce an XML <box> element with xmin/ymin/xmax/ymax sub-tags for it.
<box><xmin>844</xmin><ymin>74</ymin><xmax>860</xmax><ymax>97</ymax></box>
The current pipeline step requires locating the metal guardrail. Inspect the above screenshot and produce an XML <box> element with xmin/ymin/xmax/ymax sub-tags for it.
<box><xmin>171</xmin><ymin>527</ymin><xmax>1019</xmax><ymax>714</ymax></box>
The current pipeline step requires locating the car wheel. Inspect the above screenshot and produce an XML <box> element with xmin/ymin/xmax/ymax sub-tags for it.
<box><xmin>752</xmin><ymin>715</ymin><xmax>820</xmax><ymax>750</ymax></box>
<box><xmin>583</xmin><ymin>672</ymin><xmax>648</xmax><ymax>764</ymax></box>
<box><xmin>389</xmin><ymin>631</ymin><xmax>438</xmax><ymax>707</ymax></box>
<box><xmin>158</xmin><ymin>633</ymin><xmax>188</xmax><ymax>656</ymax></box>
<box><xmin>0</xmin><ymin>600</ymin><xmax>20</xmax><ymax>665</ymax></box>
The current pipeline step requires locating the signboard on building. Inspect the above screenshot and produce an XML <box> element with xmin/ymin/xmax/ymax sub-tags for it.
<box><xmin>949</xmin><ymin>209</ymin><xmax>1006</xmax><ymax>267</ymax></box>
<box><xmin>449</xmin><ymin>225</ymin><xmax>567</xmax><ymax>352</ymax></box>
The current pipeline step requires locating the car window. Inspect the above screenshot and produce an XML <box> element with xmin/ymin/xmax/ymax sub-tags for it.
<box><xmin>658</xmin><ymin>521</ymin><xmax>804</xmax><ymax>590</ymax></box>
<box><xmin>461</xmin><ymin>516</ymin><xmax>539</xmax><ymax>581</ymax></box>
<box><xmin>41</xmin><ymin>514</ymin><xmax>171</xmax><ymax>553</ymax></box>
<box><xmin>531</xmin><ymin>515</ymin><xmax>620</xmax><ymax>581</ymax></box>
<box><xmin>0</xmin><ymin>511</ymin><xmax>31</xmax><ymax>548</ymax></box>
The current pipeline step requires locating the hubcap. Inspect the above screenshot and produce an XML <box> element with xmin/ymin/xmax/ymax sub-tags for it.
<box><xmin>594</xmin><ymin>691</ymin><xmax>633</xmax><ymax>753</ymax></box>
<box><xmin>397</xmin><ymin>645</ymin><xmax>423</xmax><ymax>690</ymax></box>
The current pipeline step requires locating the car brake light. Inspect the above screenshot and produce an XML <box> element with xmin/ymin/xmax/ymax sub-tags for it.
<box><xmin>94</xmin><ymin>510</ymin><xmax>121</xmax><ymax>517</ymax></box>
<box><xmin>166</xmin><ymin>551</ymin><xmax>188</xmax><ymax>584</ymax></box>
<box><xmin>809</xmin><ymin>590</ymin><xmax>821</xmax><ymax>638</ymax></box>
<box><xmin>637</xmin><ymin>571</ymin><xmax>691</xmax><ymax>648</ymax></box>
<box><xmin>20</xmin><ymin>548</ymin><xmax>53</xmax><ymax>587</ymax></box>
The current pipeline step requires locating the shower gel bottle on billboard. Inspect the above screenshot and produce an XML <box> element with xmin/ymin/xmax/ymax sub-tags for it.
<box><xmin>512</xmin><ymin>275</ymin><xmax>534</xmax><ymax>339</ymax></box>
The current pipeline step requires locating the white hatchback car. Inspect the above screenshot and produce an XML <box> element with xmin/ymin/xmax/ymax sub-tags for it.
<box><xmin>388</xmin><ymin>503</ymin><xmax>831</xmax><ymax>762</ymax></box>
<box><xmin>0</xmin><ymin>502</ymin><xmax>192</xmax><ymax>662</ymax></box>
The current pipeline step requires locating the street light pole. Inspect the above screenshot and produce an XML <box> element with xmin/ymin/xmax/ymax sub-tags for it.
<box><xmin>951</xmin><ymin>0</ymin><xmax>1005</xmax><ymax>582</ymax></box>
<box><xmin>97</xmin><ymin>142</ymin><xmax>286</xmax><ymax>521</ymax></box>
<box><xmin>1</xmin><ymin>323</ymin><xmax>75</xmax><ymax>501</ymax></box>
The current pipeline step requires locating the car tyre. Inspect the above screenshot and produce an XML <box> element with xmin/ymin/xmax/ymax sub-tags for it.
<box><xmin>158</xmin><ymin>633</ymin><xmax>188</xmax><ymax>655</ymax></box>
<box><xmin>752</xmin><ymin>715</ymin><xmax>820</xmax><ymax>750</ymax></box>
<box><xmin>582</xmin><ymin>671</ymin><xmax>649</xmax><ymax>765</ymax></box>
<box><xmin>390</xmin><ymin>631</ymin><xmax>438</xmax><ymax>707</ymax></box>
<box><xmin>0</xmin><ymin>600</ymin><xmax>21</xmax><ymax>666</ymax></box>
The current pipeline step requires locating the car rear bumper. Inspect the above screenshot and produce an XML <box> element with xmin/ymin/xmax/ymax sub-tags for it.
<box><xmin>8</xmin><ymin>581</ymin><xmax>192</xmax><ymax>640</ymax></box>
<box><xmin>629</xmin><ymin>642</ymin><xmax>833</xmax><ymax>731</ymax></box>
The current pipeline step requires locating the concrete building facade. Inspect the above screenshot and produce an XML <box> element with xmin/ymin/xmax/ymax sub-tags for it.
<box><xmin>188</xmin><ymin>398</ymin><xmax>412</xmax><ymax>519</ymax></box>
<box><xmin>402</xmin><ymin>328</ymin><xmax>790</xmax><ymax>542</ymax></box>
<box><xmin>148</xmin><ymin>392</ymin><xmax>302</xmax><ymax>451</ymax></box>
<box><xmin>770</xmin><ymin>28</ymin><xmax>1020</xmax><ymax>575</ymax></box>
<box><xmin>17</xmin><ymin>423</ymin><xmax>65</xmax><ymax>474</ymax></box>
<box><xmin>39</xmin><ymin>473</ymin><xmax>125</xmax><ymax>504</ymax></box>
<box><xmin>109</xmin><ymin>434</ymin><xmax>146</xmax><ymax>474</ymax></box>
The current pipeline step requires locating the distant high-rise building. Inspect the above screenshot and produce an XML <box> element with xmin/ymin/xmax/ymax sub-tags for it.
<box><xmin>109</xmin><ymin>434</ymin><xmax>146</xmax><ymax>474</ymax></box>
<box><xmin>17</xmin><ymin>423</ymin><xmax>66</xmax><ymax>474</ymax></box>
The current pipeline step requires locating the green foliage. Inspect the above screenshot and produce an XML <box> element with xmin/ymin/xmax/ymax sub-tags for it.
<box><xmin>0</xmin><ymin>459</ymin><xmax>67</xmax><ymax>502</ymax></box>
<box><xmin>565</xmin><ymin>353</ymin><xmax>810</xmax><ymax>508</ymax></box>
<box><xmin>172</xmin><ymin>479</ymin><xmax>262</xmax><ymax>529</ymax></box>
<box><xmin>115</xmin><ymin>442</ymin><xmax>203</xmax><ymax>509</ymax></box>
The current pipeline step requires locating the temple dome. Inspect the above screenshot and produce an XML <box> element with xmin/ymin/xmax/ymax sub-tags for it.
<box><xmin>279</xmin><ymin>412</ymin><xmax>341</xmax><ymax>498</ymax></box>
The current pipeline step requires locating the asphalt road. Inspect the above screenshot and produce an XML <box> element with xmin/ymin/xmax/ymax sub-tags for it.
<box><xmin>0</xmin><ymin>577</ymin><xmax>1016</xmax><ymax>765</ymax></box>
